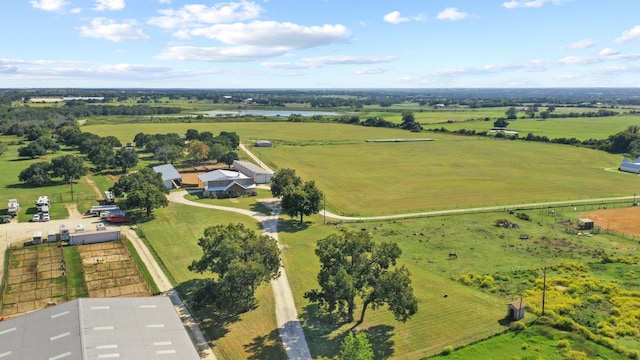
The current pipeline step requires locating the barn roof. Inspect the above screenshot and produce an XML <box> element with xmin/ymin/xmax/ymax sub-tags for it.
<box><xmin>508</xmin><ymin>299</ymin><xmax>526</xmax><ymax>309</ymax></box>
<box><xmin>234</xmin><ymin>160</ymin><xmax>274</xmax><ymax>175</ymax></box>
<box><xmin>152</xmin><ymin>164</ymin><xmax>181</xmax><ymax>182</ymax></box>
<box><xmin>197</xmin><ymin>169</ymin><xmax>250</xmax><ymax>182</ymax></box>
<box><xmin>0</xmin><ymin>297</ymin><xmax>200</xmax><ymax>360</ymax></box>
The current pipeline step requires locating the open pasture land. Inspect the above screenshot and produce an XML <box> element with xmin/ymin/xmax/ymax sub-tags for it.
<box><xmin>139</xmin><ymin>202</ymin><xmax>286</xmax><ymax>360</ymax></box>
<box><xmin>77</xmin><ymin>241</ymin><xmax>151</xmax><ymax>298</ymax></box>
<box><xmin>360</xmin><ymin>107</ymin><xmax>507</xmax><ymax>125</ymax></box>
<box><xmin>1</xmin><ymin>243</ymin><xmax>66</xmax><ymax>319</ymax></box>
<box><xmin>280</xmin><ymin>205</ymin><xmax>640</xmax><ymax>359</ymax></box>
<box><xmin>262</xmin><ymin>135</ymin><xmax>632</xmax><ymax>216</ymax></box>
<box><xmin>435</xmin><ymin>113</ymin><xmax>640</xmax><ymax>140</ymax></box>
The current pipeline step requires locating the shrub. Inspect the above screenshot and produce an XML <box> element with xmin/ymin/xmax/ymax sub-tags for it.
<box><xmin>510</xmin><ymin>321</ymin><xmax>526</xmax><ymax>331</ymax></box>
<box><xmin>557</xmin><ymin>339</ymin><xmax>570</xmax><ymax>348</ymax></box>
<box><xmin>441</xmin><ymin>345</ymin><xmax>454</xmax><ymax>355</ymax></box>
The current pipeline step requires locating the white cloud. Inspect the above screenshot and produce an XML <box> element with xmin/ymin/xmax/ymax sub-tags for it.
<box><xmin>148</xmin><ymin>1</ymin><xmax>263</xmax><ymax>29</ymax></box>
<box><xmin>567</xmin><ymin>39</ymin><xmax>595</xmax><ymax>49</ymax></box>
<box><xmin>615</xmin><ymin>25</ymin><xmax>640</xmax><ymax>43</ymax></box>
<box><xmin>93</xmin><ymin>0</ymin><xmax>125</xmax><ymax>11</ymax></box>
<box><xmin>502</xmin><ymin>0</ymin><xmax>572</xmax><ymax>9</ymax></box>
<box><xmin>30</xmin><ymin>0</ymin><xmax>69</xmax><ymax>11</ymax></box>
<box><xmin>436</xmin><ymin>8</ymin><xmax>468</xmax><ymax>21</ymax></box>
<box><xmin>71</xmin><ymin>8</ymin><xmax>82</xmax><ymax>14</ymax></box>
<box><xmin>262</xmin><ymin>55</ymin><xmax>396</xmax><ymax>69</ymax></box>
<box><xmin>599</xmin><ymin>48</ymin><xmax>619</xmax><ymax>56</ymax></box>
<box><xmin>79</xmin><ymin>18</ymin><xmax>150</xmax><ymax>42</ymax></box>
<box><xmin>179</xmin><ymin>21</ymin><xmax>351</xmax><ymax>49</ymax></box>
<box><xmin>356</xmin><ymin>66</ymin><xmax>391</xmax><ymax>75</ymax></box>
<box><xmin>383</xmin><ymin>11</ymin><xmax>410</xmax><ymax>24</ymax></box>
<box><xmin>156</xmin><ymin>45</ymin><xmax>284</xmax><ymax>62</ymax></box>
<box><xmin>158</xmin><ymin>0</ymin><xmax>171</xmax><ymax>3</ymax></box>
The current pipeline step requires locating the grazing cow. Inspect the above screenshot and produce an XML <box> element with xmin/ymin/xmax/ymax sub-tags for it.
<box><xmin>448</xmin><ymin>253</ymin><xmax>458</xmax><ymax>259</ymax></box>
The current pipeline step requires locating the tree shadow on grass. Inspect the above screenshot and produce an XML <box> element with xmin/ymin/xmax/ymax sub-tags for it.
<box><xmin>298</xmin><ymin>303</ymin><xmax>396</xmax><ymax>359</ymax></box>
<box><xmin>175</xmin><ymin>279</ymin><xmax>243</xmax><ymax>342</ymax></box>
<box><xmin>243</xmin><ymin>327</ymin><xmax>287</xmax><ymax>360</ymax></box>
<box><xmin>278</xmin><ymin>219</ymin><xmax>311</xmax><ymax>233</ymax></box>
<box><xmin>251</xmin><ymin>202</ymin><xmax>273</xmax><ymax>216</ymax></box>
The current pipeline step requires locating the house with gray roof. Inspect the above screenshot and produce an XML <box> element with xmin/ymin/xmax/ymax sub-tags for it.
<box><xmin>153</xmin><ymin>164</ymin><xmax>182</xmax><ymax>189</ymax></box>
<box><xmin>197</xmin><ymin>169</ymin><xmax>257</xmax><ymax>198</ymax></box>
<box><xmin>0</xmin><ymin>296</ymin><xmax>200</xmax><ymax>360</ymax></box>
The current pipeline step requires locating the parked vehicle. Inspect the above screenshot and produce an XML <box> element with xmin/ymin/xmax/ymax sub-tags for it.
<box><xmin>1</xmin><ymin>215</ymin><xmax>11</xmax><ymax>224</ymax></box>
<box><xmin>106</xmin><ymin>215</ymin><xmax>132</xmax><ymax>223</ymax></box>
<box><xmin>32</xmin><ymin>214</ymin><xmax>40</xmax><ymax>222</ymax></box>
<box><xmin>41</xmin><ymin>213</ymin><xmax>50</xmax><ymax>222</ymax></box>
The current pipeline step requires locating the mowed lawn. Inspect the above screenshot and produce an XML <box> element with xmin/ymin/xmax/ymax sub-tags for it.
<box><xmin>139</xmin><ymin>202</ymin><xmax>286</xmax><ymax>360</ymax></box>
<box><xmin>260</xmin><ymin>136</ymin><xmax>631</xmax><ymax>216</ymax></box>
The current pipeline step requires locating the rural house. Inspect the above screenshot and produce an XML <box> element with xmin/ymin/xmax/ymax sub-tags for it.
<box><xmin>619</xmin><ymin>157</ymin><xmax>640</xmax><ymax>174</ymax></box>
<box><xmin>153</xmin><ymin>164</ymin><xmax>182</xmax><ymax>189</ymax></box>
<box><xmin>197</xmin><ymin>169</ymin><xmax>257</xmax><ymax>198</ymax></box>
<box><xmin>233</xmin><ymin>160</ymin><xmax>274</xmax><ymax>184</ymax></box>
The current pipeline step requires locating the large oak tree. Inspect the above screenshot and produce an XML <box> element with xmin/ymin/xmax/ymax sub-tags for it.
<box><xmin>305</xmin><ymin>230</ymin><xmax>418</xmax><ymax>323</ymax></box>
<box><xmin>188</xmin><ymin>223</ymin><xmax>281</xmax><ymax>313</ymax></box>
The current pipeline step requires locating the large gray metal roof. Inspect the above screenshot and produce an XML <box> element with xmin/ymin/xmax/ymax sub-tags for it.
<box><xmin>152</xmin><ymin>164</ymin><xmax>181</xmax><ymax>182</ymax></box>
<box><xmin>0</xmin><ymin>297</ymin><xmax>201</xmax><ymax>360</ymax></box>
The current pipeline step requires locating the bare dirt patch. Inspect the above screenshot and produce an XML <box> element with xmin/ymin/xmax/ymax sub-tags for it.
<box><xmin>78</xmin><ymin>241</ymin><xmax>150</xmax><ymax>298</ymax></box>
<box><xmin>580</xmin><ymin>206</ymin><xmax>640</xmax><ymax>236</ymax></box>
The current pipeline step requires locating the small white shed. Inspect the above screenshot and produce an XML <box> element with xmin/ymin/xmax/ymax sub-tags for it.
<box><xmin>507</xmin><ymin>299</ymin><xmax>526</xmax><ymax>320</ymax></box>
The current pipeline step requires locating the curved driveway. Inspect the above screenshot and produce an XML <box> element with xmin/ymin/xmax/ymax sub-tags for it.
<box><xmin>168</xmin><ymin>191</ymin><xmax>312</xmax><ymax>360</ymax></box>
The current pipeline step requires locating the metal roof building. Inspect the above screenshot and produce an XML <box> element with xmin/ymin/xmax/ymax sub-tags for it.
<box><xmin>152</xmin><ymin>164</ymin><xmax>182</xmax><ymax>189</ymax></box>
<box><xmin>0</xmin><ymin>297</ymin><xmax>200</xmax><ymax>360</ymax></box>
<box><xmin>233</xmin><ymin>160</ymin><xmax>274</xmax><ymax>184</ymax></box>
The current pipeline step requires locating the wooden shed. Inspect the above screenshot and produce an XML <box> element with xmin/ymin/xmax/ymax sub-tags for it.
<box><xmin>578</xmin><ymin>218</ymin><xmax>594</xmax><ymax>230</ymax></box>
<box><xmin>507</xmin><ymin>299</ymin><xmax>526</xmax><ymax>320</ymax></box>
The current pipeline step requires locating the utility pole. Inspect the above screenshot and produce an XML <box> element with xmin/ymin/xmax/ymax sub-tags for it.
<box><xmin>323</xmin><ymin>194</ymin><xmax>326</xmax><ymax>225</ymax></box>
<box><xmin>541</xmin><ymin>266</ymin><xmax>547</xmax><ymax>316</ymax></box>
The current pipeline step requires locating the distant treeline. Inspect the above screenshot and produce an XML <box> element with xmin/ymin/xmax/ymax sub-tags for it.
<box><xmin>0</xmin><ymin>104</ymin><xmax>182</xmax><ymax>136</ymax></box>
<box><xmin>3</xmin><ymin>88</ymin><xmax>640</xmax><ymax>110</ymax></box>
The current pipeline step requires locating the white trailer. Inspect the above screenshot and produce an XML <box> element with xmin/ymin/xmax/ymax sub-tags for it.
<box><xmin>8</xmin><ymin>199</ymin><xmax>19</xmax><ymax>216</ymax></box>
<box><xmin>89</xmin><ymin>205</ymin><xmax>120</xmax><ymax>216</ymax></box>
<box><xmin>47</xmin><ymin>230</ymin><xmax>57</xmax><ymax>242</ymax></box>
<box><xmin>69</xmin><ymin>230</ymin><xmax>121</xmax><ymax>245</ymax></box>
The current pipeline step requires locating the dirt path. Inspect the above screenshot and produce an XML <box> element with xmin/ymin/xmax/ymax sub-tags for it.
<box><xmin>168</xmin><ymin>191</ymin><xmax>312</xmax><ymax>359</ymax></box>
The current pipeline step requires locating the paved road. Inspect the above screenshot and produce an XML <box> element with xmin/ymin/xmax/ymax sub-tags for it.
<box><xmin>168</xmin><ymin>191</ymin><xmax>312</xmax><ymax>360</ymax></box>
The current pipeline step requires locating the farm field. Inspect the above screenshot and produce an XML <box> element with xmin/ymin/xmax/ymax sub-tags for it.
<box><xmin>434</xmin><ymin>114</ymin><xmax>640</xmax><ymax>141</ymax></box>
<box><xmin>82</xmin><ymin>121</ymin><xmax>636</xmax><ymax>217</ymax></box>
<box><xmin>5</xmin><ymin>98</ymin><xmax>640</xmax><ymax>359</ymax></box>
<box><xmin>277</xmin><ymin>204</ymin><xmax>640</xmax><ymax>359</ymax></box>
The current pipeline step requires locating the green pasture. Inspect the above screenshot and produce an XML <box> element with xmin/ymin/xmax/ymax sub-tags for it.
<box><xmin>137</xmin><ymin>202</ymin><xmax>285</xmax><ymax>360</ymax></box>
<box><xmin>428</xmin><ymin>324</ymin><xmax>624</xmax><ymax>360</ymax></box>
<box><xmin>435</xmin><ymin>113</ymin><xmax>640</xmax><ymax>140</ymax></box>
<box><xmin>184</xmin><ymin>188</ymin><xmax>273</xmax><ymax>214</ymax></box>
<box><xmin>278</xmin><ymin>205</ymin><xmax>640</xmax><ymax>358</ymax></box>
<box><xmin>262</xmin><ymin>136</ymin><xmax>635</xmax><ymax>216</ymax></box>
<box><xmin>82</xmin><ymin>121</ymin><xmax>640</xmax><ymax>217</ymax></box>
<box><xmin>359</xmin><ymin>107</ymin><xmax>506</xmax><ymax>125</ymax></box>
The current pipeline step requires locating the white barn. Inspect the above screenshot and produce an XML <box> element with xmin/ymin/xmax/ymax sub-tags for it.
<box><xmin>153</xmin><ymin>164</ymin><xmax>182</xmax><ymax>189</ymax></box>
<box><xmin>620</xmin><ymin>157</ymin><xmax>640</xmax><ymax>174</ymax></box>
<box><xmin>233</xmin><ymin>160</ymin><xmax>274</xmax><ymax>184</ymax></box>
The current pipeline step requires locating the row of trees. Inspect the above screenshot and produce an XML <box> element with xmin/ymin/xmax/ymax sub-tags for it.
<box><xmin>19</xmin><ymin>155</ymin><xmax>87</xmax><ymax>187</ymax></box>
<box><xmin>133</xmin><ymin>129</ymin><xmax>239</xmax><ymax>165</ymax></box>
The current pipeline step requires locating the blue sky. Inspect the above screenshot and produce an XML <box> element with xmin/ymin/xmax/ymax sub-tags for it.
<box><xmin>2</xmin><ymin>0</ymin><xmax>640</xmax><ymax>88</ymax></box>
